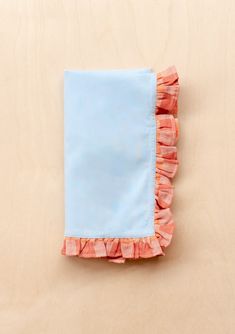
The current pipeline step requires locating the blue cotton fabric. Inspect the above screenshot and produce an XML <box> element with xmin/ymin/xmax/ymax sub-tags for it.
<box><xmin>64</xmin><ymin>69</ymin><xmax>157</xmax><ymax>238</ymax></box>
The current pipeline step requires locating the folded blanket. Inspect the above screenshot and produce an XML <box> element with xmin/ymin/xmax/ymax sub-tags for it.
<box><xmin>61</xmin><ymin>66</ymin><xmax>179</xmax><ymax>263</ymax></box>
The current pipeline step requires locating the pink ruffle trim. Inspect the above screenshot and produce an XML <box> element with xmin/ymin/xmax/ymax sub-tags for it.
<box><xmin>61</xmin><ymin>66</ymin><xmax>179</xmax><ymax>263</ymax></box>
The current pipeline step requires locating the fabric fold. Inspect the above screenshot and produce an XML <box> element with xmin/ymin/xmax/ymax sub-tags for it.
<box><xmin>61</xmin><ymin>66</ymin><xmax>180</xmax><ymax>263</ymax></box>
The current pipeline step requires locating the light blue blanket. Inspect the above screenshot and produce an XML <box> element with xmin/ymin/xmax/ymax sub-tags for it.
<box><xmin>64</xmin><ymin>69</ymin><xmax>157</xmax><ymax>238</ymax></box>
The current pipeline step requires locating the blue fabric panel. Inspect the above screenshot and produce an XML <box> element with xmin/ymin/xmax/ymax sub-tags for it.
<box><xmin>64</xmin><ymin>69</ymin><xmax>156</xmax><ymax>238</ymax></box>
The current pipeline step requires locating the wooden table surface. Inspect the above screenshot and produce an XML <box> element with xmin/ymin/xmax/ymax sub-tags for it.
<box><xmin>1</xmin><ymin>1</ymin><xmax>235</xmax><ymax>333</ymax></box>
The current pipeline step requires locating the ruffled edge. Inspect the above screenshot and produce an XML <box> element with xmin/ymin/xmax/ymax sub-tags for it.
<box><xmin>61</xmin><ymin>66</ymin><xmax>179</xmax><ymax>263</ymax></box>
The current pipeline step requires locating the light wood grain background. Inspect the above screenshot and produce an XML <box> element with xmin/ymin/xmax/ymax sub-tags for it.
<box><xmin>1</xmin><ymin>1</ymin><xmax>235</xmax><ymax>333</ymax></box>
